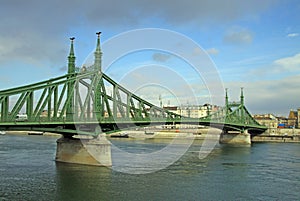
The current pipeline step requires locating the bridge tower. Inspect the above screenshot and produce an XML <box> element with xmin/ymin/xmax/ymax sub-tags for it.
<box><xmin>240</xmin><ymin>87</ymin><xmax>245</xmax><ymax>133</ymax></box>
<box><xmin>66</xmin><ymin>37</ymin><xmax>76</xmax><ymax>120</ymax></box>
<box><xmin>93</xmin><ymin>32</ymin><xmax>103</xmax><ymax>121</ymax></box>
<box><xmin>68</xmin><ymin>37</ymin><xmax>76</xmax><ymax>74</ymax></box>
<box><xmin>94</xmin><ymin>32</ymin><xmax>102</xmax><ymax>72</ymax></box>
<box><xmin>240</xmin><ymin>87</ymin><xmax>244</xmax><ymax>106</ymax></box>
<box><xmin>225</xmin><ymin>88</ymin><xmax>229</xmax><ymax>116</ymax></box>
<box><xmin>55</xmin><ymin>35</ymin><xmax>111</xmax><ymax>166</ymax></box>
<box><xmin>219</xmin><ymin>87</ymin><xmax>251</xmax><ymax>145</ymax></box>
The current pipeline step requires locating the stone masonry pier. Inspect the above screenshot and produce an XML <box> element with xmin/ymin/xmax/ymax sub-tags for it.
<box><xmin>55</xmin><ymin>135</ymin><xmax>112</xmax><ymax>166</ymax></box>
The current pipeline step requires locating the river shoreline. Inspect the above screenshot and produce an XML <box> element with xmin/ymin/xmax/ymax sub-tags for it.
<box><xmin>2</xmin><ymin>129</ymin><xmax>300</xmax><ymax>143</ymax></box>
<box><xmin>252</xmin><ymin>134</ymin><xmax>300</xmax><ymax>143</ymax></box>
<box><xmin>4</xmin><ymin>130</ymin><xmax>61</xmax><ymax>137</ymax></box>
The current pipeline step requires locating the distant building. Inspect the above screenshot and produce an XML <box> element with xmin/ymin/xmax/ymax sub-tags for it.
<box><xmin>253</xmin><ymin>111</ymin><xmax>300</xmax><ymax>129</ymax></box>
<box><xmin>287</xmin><ymin>108</ymin><xmax>300</xmax><ymax>128</ymax></box>
<box><xmin>298</xmin><ymin>109</ymin><xmax>300</xmax><ymax>128</ymax></box>
<box><xmin>253</xmin><ymin>114</ymin><xmax>278</xmax><ymax>129</ymax></box>
<box><xmin>163</xmin><ymin>104</ymin><xmax>221</xmax><ymax>118</ymax></box>
<box><xmin>277</xmin><ymin>116</ymin><xmax>288</xmax><ymax>127</ymax></box>
<box><xmin>40</xmin><ymin>110</ymin><xmax>65</xmax><ymax>118</ymax></box>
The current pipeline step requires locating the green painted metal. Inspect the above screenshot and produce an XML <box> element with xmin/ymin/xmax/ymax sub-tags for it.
<box><xmin>199</xmin><ymin>88</ymin><xmax>266</xmax><ymax>132</ymax></box>
<box><xmin>66</xmin><ymin>37</ymin><xmax>76</xmax><ymax>121</ymax></box>
<box><xmin>68</xmin><ymin>37</ymin><xmax>76</xmax><ymax>74</ymax></box>
<box><xmin>0</xmin><ymin>33</ymin><xmax>267</xmax><ymax>136</ymax></box>
<box><xmin>94</xmin><ymin>32</ymin><xmax>103</xmax><ymax>121</ymax></box>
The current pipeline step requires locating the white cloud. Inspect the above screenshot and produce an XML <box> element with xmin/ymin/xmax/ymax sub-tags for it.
<box><xmin>0</xmin><ymin>0</ymin><xmax>277</xmax><ymax>65</ymax></box>
<box><xmin>223</xmin><ymin>27</ymin><xmax>254</xmax><ymax>45</ymax></box>
<box><xmin>225</xmin><ymin>74</ymin><xmax>300</xmax><ymax>116</ymax></box>
<box><xmin>287</xmin><ymin>33</ymin><xmax>299</xmax><ymax>38</ymax></box>
<box><xmin>206</xmin><ymin>48</ymin><xmax>219</xmax><ymax>55</ymax></box>
<box><xmin>273</xmin><ymin>53</ymin><xmax>300</xmax><ymax>72</ymax></box>
<box><xmin>248</xmin><ymin>53</ymin><xmax>300</xmax><ymax>78</ymax></box>
<box><xmin>152</xmin><ymin>53</ymin><xmax>171</xmax><ymax>62</ymax></box>
<box><xmin>227</xmin><ymin>53</ymin><xmax>300</xmax><ymax>115</ymax></box>
<box><xmin>0</xmin><ymin>32</ymin><xmax>65</xmax><ymax>66</ymax></box>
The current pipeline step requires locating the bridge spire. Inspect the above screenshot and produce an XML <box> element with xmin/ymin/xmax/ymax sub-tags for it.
<box><xmin>68</xmin><ymin>37</ymin><xmax>76</xmax><ymax>74</ymax></box>
<box><xmin>225</xmin><ymin>88</ymin><xmax>229</xmax><ymax>108</ymax></box>
<box><xmin>94</xmin><ymin>32</ymin><xmax>102</xmax><ymax>72</ymax></box>
<box><xmin>240</xmin><ymin>87</ymin><xmax>244</xmax><ymax>106</ymax></box>
<box><xmin>66</xmin><ymin>37</ymin><xmax>76</xmax><ymax>120</ymax></box>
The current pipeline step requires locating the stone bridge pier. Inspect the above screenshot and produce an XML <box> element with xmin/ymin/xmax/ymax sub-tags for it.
<box><xmin>55</xmin><ymin>135</ymin><xmax>112</xmax><ymax>166</ymax></box>
<box><xmin>219</xmin><ymin>130</ymin><xmax>251</xmax><ymax>145</ymax></box>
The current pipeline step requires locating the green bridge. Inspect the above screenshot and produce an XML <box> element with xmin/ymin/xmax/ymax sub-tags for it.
<box><xmin>0</xmin><ymin>33</ymin><xmax>267</xmax><ymax>138</ymax></box>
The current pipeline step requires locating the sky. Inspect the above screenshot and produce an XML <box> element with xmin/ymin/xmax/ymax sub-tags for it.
<box><xmin>1</xmin><ymin>0</ymin><xmax>300</xmax><ymax>117</ymax></box>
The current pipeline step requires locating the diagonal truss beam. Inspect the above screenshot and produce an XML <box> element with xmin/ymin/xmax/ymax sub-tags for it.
<box><xmin>0</xmin><ymin>71</ymin><xmax>266</xmax><ymax>135</ymax></box>
<box><xmin>0</xmin><ymin>70</ymin><xmax>182</xmax><ymax>129</ymax></box>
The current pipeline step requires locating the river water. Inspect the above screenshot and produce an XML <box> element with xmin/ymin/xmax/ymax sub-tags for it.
<box><xmin>0</xmin><ymin>133</ymin><xmax>299</xmax><ymax>201</ymax></box>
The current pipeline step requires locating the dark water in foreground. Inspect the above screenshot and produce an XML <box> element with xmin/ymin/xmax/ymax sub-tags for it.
<box><xmin>0</xmin><ymin>134</ymin><xmax>299</xmax><ymax>201</ymax></box>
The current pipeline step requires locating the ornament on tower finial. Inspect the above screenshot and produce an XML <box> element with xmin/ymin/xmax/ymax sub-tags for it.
<box><xmin>68</xmin><ymin>36</ymin><xmax>76</xmax><ymax>74</ymax></box>
<box><xmin>94</xmin><ymin>32</ymin><xmax>102</xmax><ymax>71</ymax></box>
<box><xmin>240</xmin><ymin>87</ymin><xmax>244</xmax><ymax>106</ymax></box>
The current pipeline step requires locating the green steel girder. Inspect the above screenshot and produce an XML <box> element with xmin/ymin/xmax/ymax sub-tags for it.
<box><xmin>0</xmin><ymin>68</ymin><xmax>184</xmax><ymax>134</ymax></box>
<box><xmin>0</xmin><ymin>35</ymin><xmax>267</xmax><ymax>136</ymax></box>
<box><xmin>198</xmin><ymin>100</ymin><xmax>266</xmax><ymax>132</ymax></box>
<box><xmin>0</xmin><ymin>69</ymin><xmax>267</xmax><ymax>135</ymax></box>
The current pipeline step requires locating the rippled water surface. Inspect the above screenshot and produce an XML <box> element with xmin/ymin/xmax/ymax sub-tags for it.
<box><xmin>0</xmin><ymin>134</ymin><xmax>299</xmax><ymax>200</ymax></box>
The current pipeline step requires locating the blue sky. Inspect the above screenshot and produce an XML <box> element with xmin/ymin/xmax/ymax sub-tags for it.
<box><xmin>1</xmin><ymin>0</ymin><xmax>300</xmax><ymax>116</ymax></box>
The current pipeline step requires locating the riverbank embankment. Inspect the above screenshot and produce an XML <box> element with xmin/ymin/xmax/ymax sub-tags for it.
<box><xmin>252</xmin><ymin>128</ymin><xmax>300</xmax><ymax>143</ymax></box>
<box><xmin>3</xmin><ymin>128</ymin><xmax>300</xmax><ymax>143</ymax></box>
<box><xmin>4</xmin><ymin>131</ymin><xmax>61</xmax><ymax>137</ymax></box>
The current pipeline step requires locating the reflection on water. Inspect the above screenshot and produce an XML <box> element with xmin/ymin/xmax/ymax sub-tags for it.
<box><xmin>0</xmin><ymin>134</ymin><xmax>299</xmax><ymax>200</ymax></box>
<box><xmin>55</xmin><ymin>163</ymin><xmax>113</xmax><ymax>201</ymax></box>
<box><xmin>110</xmin><ymin>137</ymin><xmax>196</xmax><ymax>174</ymax></box>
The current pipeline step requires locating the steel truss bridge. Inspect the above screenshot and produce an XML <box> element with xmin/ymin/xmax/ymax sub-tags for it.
<box><xmin>0</xmin><ymin>33</ymin><xmax>267</xmax><ymax>137</ymax></box>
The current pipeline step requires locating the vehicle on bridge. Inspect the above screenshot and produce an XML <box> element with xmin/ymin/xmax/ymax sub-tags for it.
<box><xmin>15</xmin><ymin>114</ymin><xmax>28</xmax><ymax>122</ymax></box>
